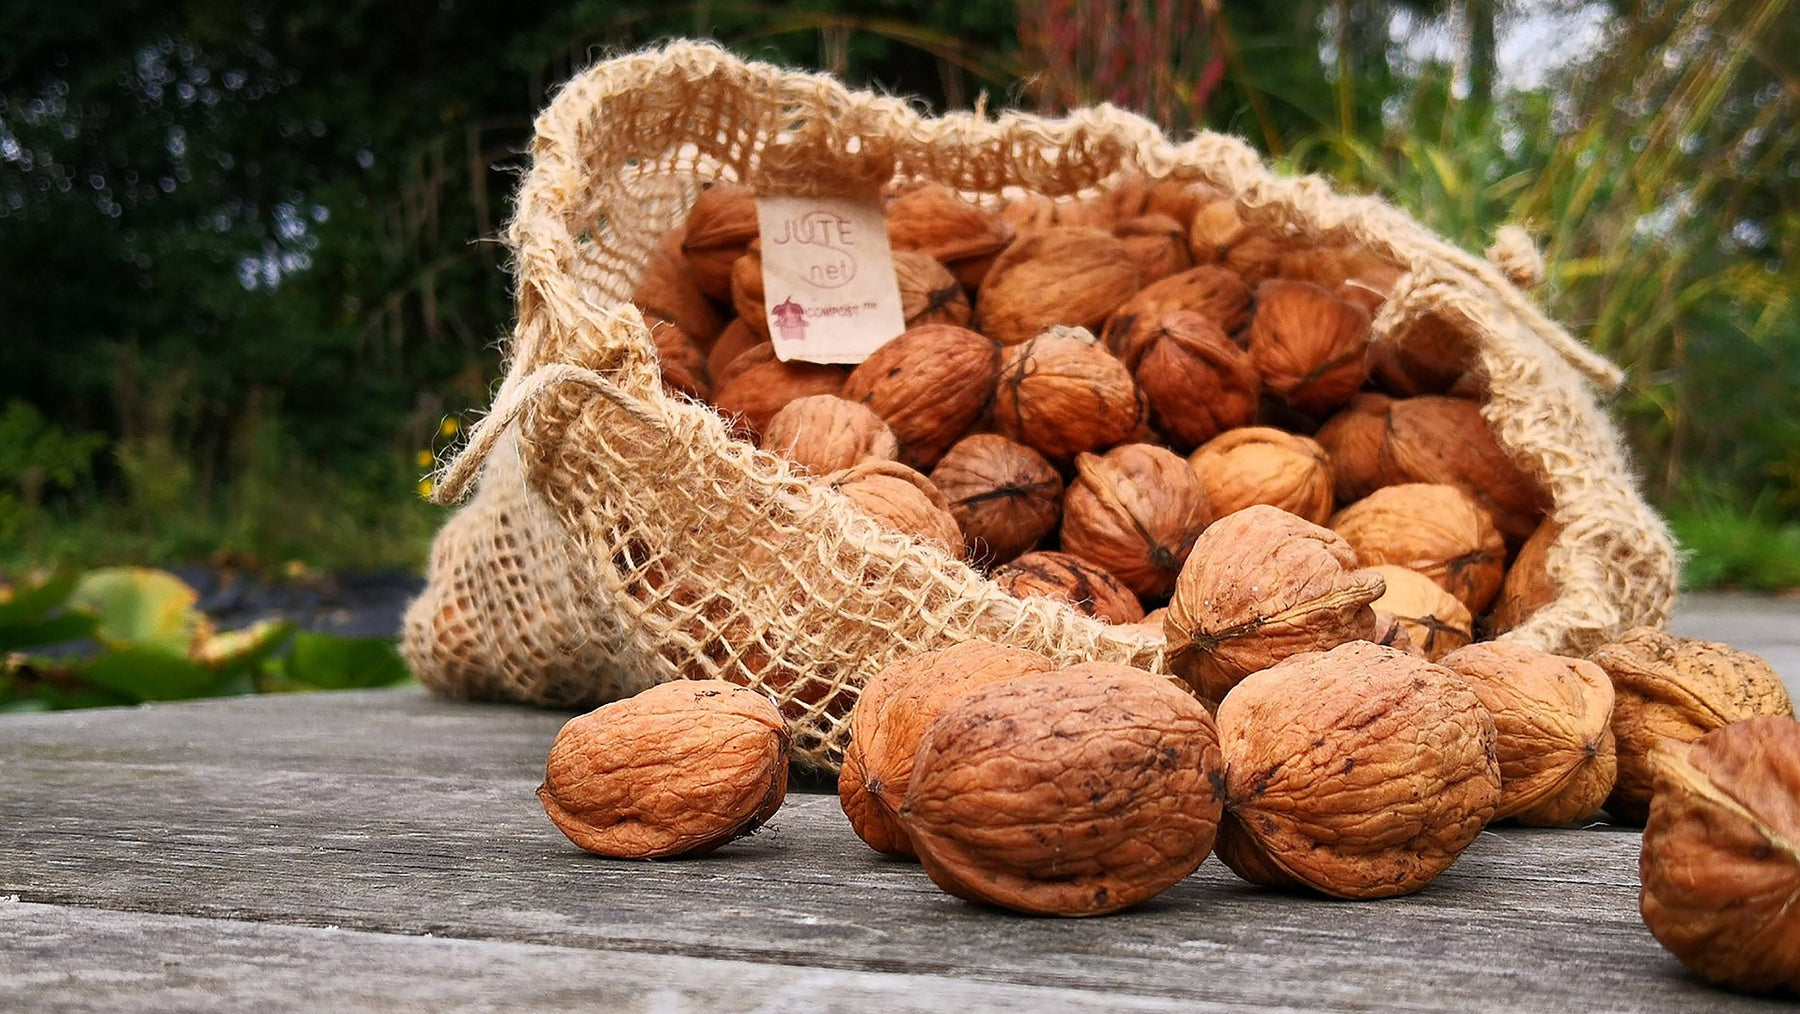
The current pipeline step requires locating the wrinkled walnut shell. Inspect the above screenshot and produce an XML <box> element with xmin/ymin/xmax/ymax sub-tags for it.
<box><xmin>1103</xmin><ymin>266</ymin><xmax>1254</xmax><ymax>366</ymax></box>
<box><xmin>1640</xmin><ymin>716</ymin><xmax>1800</xmax><ymax>994</ymax></box>
<box><xmin>1315</xmin><ymin>392</ymin><xmax>1395</xmax><ymax>503</ymax></box>
<box><xmin>975</xmin><ymin>227</ymin><xmax>1140</xmax><ymax>345</ymax></box>
<box><xmin>1166</xmin><ymin>505</ymin><xmax>1384</xmax><ymax>705</ymax></box>
<box><xmin>538</xmin><ymin>679</ymin><xmax>789</xmax><ymax>858</ymax></box>
<box><xmin>1366</xmin><ymin>565</ymin><xmax>1473</xmax><ymax>661</ymax></box>
<box><xmin>992</xmin><ymin>550</ymin><xmax>1144</xmax><ymax>624</ymax></box>
<box><xmin>1590</xmin><ymin>627</ymin><xmax>1796</xmax><ymax>825</ymax></box>
<box><xmin>929</xmin><ymin>434</ymin><xmax>1063</xmax><ymax>567</ymax></box>
<box><xmin>762</xmin><ymin>395</ymin><xmax>899</xmax><ymax>475</ymax></box>
<box><xmin>1381</xmin><ymin>395</ymin><xmax>1545</xmax><ymax>544</ymax></box>
<box><xmin>730</xmin><ymin>240</ymin><xmax>769</xmax><ymax>340</ymax></box>
<box><xmin>1061</xmin><ymin>443</ymin><xmax>1211</xmax><ymax>601</ymax></box>
<box><xmin>1485</xmin><ymin>519</ymin><xmax>1561</xmax><ymax>635</ymax></box>
<box><xmin>1214</xmin><ymin>642</ymin><xmax>1501</xmax><ymax>898</ymax></box>
<box><xmin>1188</xmin><ymin>427</ymin><xmax>1334</xmax><ymax>526</ymax></box>
<box><xmin>707</xmin><ymin>319</ymin><xmax>769</xmax><ymax>385</ymax></box>
<box><xmin>893</xmin><ymin>249</ymin><xmax>973</xmax><ymax>329</ymax></box>
<box><xmin>903</xmin><ymin>663</ymin><xmax>1226</xmax><ymax>916</ymax></box>
<box><xmin>635</xmin><ymin>228</ymin><xmax>726</xmax><ymax>348</ymax></box>
<box><xmin>994</xmin><ymin>327</ymin><xmax>1146</xmax><ymax>462</ymax></box>
<box><xmin>884</xmin><ymin>183</ymin><xmax>1016</xmax><ymax>292</ymax></box>
<box><xmin>842</xmin><ymin>324</ymin><xmax>1000</xmax><ymax>471</ymax></box>
<box><xmin>681</xmin><ymin>183</ymin><xmax>759</xmax><ymax>301</ymax></box>
<box><xmin>712</xmin><ymin>357</ymin><xmax>847</xmax><ymax>441</ymax></box>
<box><xmin>648</xmin><ymin>320</ymin><xmax>711</xmax><ymax>402</ymax></box>
<box><xmin>1248</xmin><ymin>279</ymin><xmax>1372</xmax><ymax>418</ymax></box>
<box><xmin>1330</xmin><ymin>483</ymin><xmax>1507</xmax><ymax>614</ymax></box>
<box><xmin>1123</xmin><ymin>311</ymin><xmax>1261</xmax><ymax>452</ymax></box>
<box><xmin>1113</xmin><ymin>213</ymin><xmax>1193</xmax><ymax>284</ymax></box>
<box><xmin>825</xmin><ymin>460</ymin><xmax>963</xmax><ymax>558</ymax></box>
<box><xmin>838</xmin><ymin>642</ymin><xmax>1056</xmax><ymax>857</ymax></box>
<box><xmin>1439</xmin><ymin>641</ymin><xmax>1616</xmax><ymax>825</ymax></box>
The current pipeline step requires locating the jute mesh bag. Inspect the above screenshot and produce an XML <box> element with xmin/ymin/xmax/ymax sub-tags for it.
<box><xmin>403</xmin><ymin>42</ymin><xmax>1677</xmax><ymax>768</ymax></box>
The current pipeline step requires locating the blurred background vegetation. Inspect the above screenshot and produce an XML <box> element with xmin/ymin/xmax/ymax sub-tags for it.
<box><xmin>2</xmin><ymin>0</ymin><xmax>1796</xmax><ymax>594</ymax></box>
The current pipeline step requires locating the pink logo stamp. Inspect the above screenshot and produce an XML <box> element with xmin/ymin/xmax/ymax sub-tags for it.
<box><xmin>770</xmin><ymin>296</ymin><xmax>807</xmax><ymax>342</ymax></box>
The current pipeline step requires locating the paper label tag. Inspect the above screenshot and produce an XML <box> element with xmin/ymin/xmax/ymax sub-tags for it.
<box><xmin>754</xmin><ymin>193</ymin><xmax>907</xmax><ymax>364</ymax></box>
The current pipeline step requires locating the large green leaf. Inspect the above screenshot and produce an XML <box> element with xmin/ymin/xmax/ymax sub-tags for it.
<box><xmin>78</xmin><ymin>646</ymin><xmax>223</xmax><ymax>701</ymax></box>
<box><xmin>0</xmin><ymin>568</ymin><xmax>82</xmax><ymax>625</ymax></box>
<box><xmin>282</xmin><ymin>633</ymin><xmax>411</xmax><ymax>690</ymax></box>
<box><xmin>67</xmin><ymin>568</ymin><xmax>203</xmax><ymax>653</ymax></box>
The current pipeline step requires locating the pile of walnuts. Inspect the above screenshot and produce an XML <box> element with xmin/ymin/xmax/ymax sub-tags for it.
<box><xmin>632</xmin><ymin>177</ymin><xmax>1554</xmax><ymax>643</ymax></box>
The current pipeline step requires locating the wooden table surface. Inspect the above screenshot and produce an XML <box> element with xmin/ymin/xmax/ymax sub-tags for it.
<box><xmin>3</xmin><ymin>595</ymin><xmax>1795</xmax><ymax>1012</ymax></box>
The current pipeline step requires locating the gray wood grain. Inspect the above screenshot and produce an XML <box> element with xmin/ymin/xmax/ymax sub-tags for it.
<box><xmin>0</xmin><ymin>901</ymin><xmax>1204</xmax><ymax>1013</ymax></box>
<box><xmin>2</xmin><ymin>686</ymin><xmax>1790</xmax><ymax>1012</ymax></box>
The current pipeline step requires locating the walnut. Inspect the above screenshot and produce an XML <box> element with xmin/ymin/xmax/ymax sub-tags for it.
<box><xmin>1061</xmin><ymin>443</ymin><xmax>1212</xmax><ymax>601</ymax></box>
<box><xmin>706</xmin><ymin>318</ymin><xmax>769</xmax><ymax>384</ymax></box>
<box><xmin>893</xmin><ymin>249</ymin><xmax>972</xmax><ymax>329</ymax></box>
<box><xmin>1366</xmin><ymin>565</ymin><xmax>1473</xmax><ymax>661</ymax></box>
<box><xmin>1102</xmin><ymin>266</ymin><xmax>1253</xmax><ymax>364</ymax></box>
<box><xmin>712</xmin><ymin>357</ymin><xmax>847</xmax><ymax>442</ymax></box>
<box><xmin>902</xmin><ymin>663</ymin><xmax>1226</xmax><ymax>916</ymax></box>
<box><xmin>1381</xmin><ymin>395</ymin><xmax>1546</xmax><ymax>544</ymax></box>
<box><xmin>824</xmin><ymin>460</ymin><xmax>964</xmax><ymax>558</ymax></box>
<box><xmin>1371</xmin><ymin>609</ymin><xmax>1424</xmax><ymax>656</ymax></box>
<box><xmin>1113</xmin><ymin>213</ymin><xmax>1193</xmax><ymax>284</ymax></box>
<box><xmin>648</xmin><ymin>320</ymin><xmax>710</xmax><ymax>401</ymax></box>
<box><xmin>1589</xmin><ymin>628</ymin><xmax>1796</xmax><ymax>824</ymax></box>
<box><xmin>838</xmin><ymin>642</ymin><xmax>1056</xmax><ymax>857</ymax></box>
<box><xmin>634</xmin><ymin>228</ymin><xmax>726</xmax><ymax>348</ymax></box>
<box><xmin>1315</xmin><ymin>392</ymin><xmax>1396</xmax><ymax>503</ymax></box>
<box><xmin>841</xmin><ymin>324</ymin><xmax>1000</xmax><ymax>471</ymax></box>
<box><xmin>1248</xmin><ymin>279</ymin><xmax>1372</xmax><ymax>418</ymax></box>
<box><xmin>1212</xmin><ymin>642</ymin><xmax>1501</xmax><ymax>898</ymax></box>
<box><xmin>1119</xmin><ymin>311</ymin><xmax>1260</xmax><ymax>452</ymax></box>
<box><xmin>1188</xmin><ymin>427</ymin><xmax>1334</xmax><ymax>526</ymax></box>
<box><xmin>1369</xmin><ymin>313</ymin><xmax>1474</xmax><ymax>397</ymax></box>
<box><xmin>762</xmin><ymin>395</ymin><xmax>899</xmax><ymax>475</ymax></box>
<box><xmin>1639</xmin><ymin>716</ymin><xmax>1800</xmax><ymax>994</ymax></box>
<box><xmin>681</xmin><ymin>183</ymin><xmax>759</xmax><ymax>301</ymax></box>
<box><xmin>1438</xmin><ymin>642</ymin><xmax>1617</xmax><ymax>825</ymax></box>
<box><xmin>729</xmin><ymin>239</ymin><xmax>769</xmax><ymax>339</ymax></box>
<box><xmin>1485</xmin><ymin>519</ymin><xmax>1561</xmax><ymax>635</ymax></box>
<box><xmin>1165</xmin><ymin>505</ymin><xmax>1384</xmax><ymax>705</ymax></box>
<box><xmin>992</xmin><ymin>550</ymin><xmax>1144</xmax><ymax>624</ymax></box>
<box><xmin>1329</xmin><ymin>483</ymin><xmax>1507</xmax><ymax>613</ymax></box>
<box><xmin>1187</xmin><ymin>196</ymin><xmax>1283</xmax><ymax>282</ymax></box>
<box><xmin>975</xmin><ymin>227</ymin><xmax>1140</xmax><ymax>345</ymax></box>
<box><xmin>928</xmin><ymin>433</ymin><xmax>1063</xmax><ymax>566</ymax></box>
<box><xmin>713</xmin><ymin>341</ymin><xmax>776</xmax><ymax>391</ymax></box>
<box><xmin>994</xmin><ymin>327</ymin><xmax>1146</xmax><ymax>462</ymax></box>
<box><xmin>884</xmin><ymin>183</ymin><xmax>1016</xmax><ymax>292</ymax></box>
<box><xmin>538</xmin><ymin>679</ymin><xmax>788</xmax><ymax>858</ymax></box>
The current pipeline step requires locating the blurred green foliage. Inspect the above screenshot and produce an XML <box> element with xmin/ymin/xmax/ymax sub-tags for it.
<box><xmin>2</xmin><ymin>0</ymin><xmax>1796</xmax><ymax>588</ymax></box>
<box><xmin>1</xmin><ymin>567</ymin><xmax>410</xmax><ymax>712</ymax></box>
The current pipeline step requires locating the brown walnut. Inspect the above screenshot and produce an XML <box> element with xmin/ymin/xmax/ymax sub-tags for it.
<box><xmin>1188</xmin><ymin>427</ymin><xmax>1334</xmax><ymax>526</ymax></box>
<box><xmin>1439</xmin><ymin>641</ymin><xmax>1617</xmax><ymax>826</ymax></box>
<box><xmin>1381</xmin><ymin>395</ymin><xmax>1545</xmax><ymax>544</ymax></box>
<box><xmin>681</xmin><ymin>183</ymin><xmax>759</xmax><ymax>301</ymax></box>
<box><xmin>884</xmin><ymin>183</ymin><xmax>1016</xmax><ymax>292</ymax></box>
<box><xmin>991</xmin><ymin>550</ymin><xmax>1144</xmax><ymax>624</ymax></box>
<box><xmin>538</xmin><ymin>679</ymin><xmax>788</xmax><ymax>858</ymax></box>
<box><xmin>824</xmin><ymin>460</ymin><xmax>964</xmax><ymax>559</ymax></box>
<box><xmin>928</xmin><ymin>434</ymin><xmax>1063</xmax><ymax>566</ymax></box>
<box><xmin>838</xmin><ymin>642</ymin><xmax>1055</xmax><ymax>857</ymax></box>
<box><xmin>1366</xmin><ymin>565</ymin><xmax>1473</xmax><ymax>661</ymax></box>
<box><xmin>1214</xmin><ymin>642</ymin><xmax>1500</xmax><ymax>898</ymax></box>
<box><xmin>1103</xmin><ymin>266</ymin><xmax>1253</xmax><ymax>364</ymax></box>
<box><xmin>648</xmin><ymin>320</ymin><xmax>710</xmax><ymax>402</ymax></box>
<box><xmin>1485</xmin><ymin>519</ymin><xmax>1561</xmax><ymax>635</ymax></box>
<box><xmin>1315</xmin><ymin>392</ymin><xmax>1396</xmax><ymax>503</ymax></box>
<box><xmin>634</xmin><ymin>228</ymin><xmax>726</xmax><ymax>348</ymax></box>
<box><xmin>841</xmin><ymin>324</ymin><xmax>1000</xmax><ymax>471</ymax></box>
<box><xmin>1165</xmin><ymin>505</ymin><xmax>1384</xmax><ymax>705</ymax></box>
<box><xmin>1639</xmin><ymin>716</ymin><xmax>1800</xmax><ymax>995</ymax></box>
<box><xmin>1369</xmin><ymin>313</ymin><xmax>1474</xmax><ymax>397</ymax></box>
<box><xmin>1113</xmin><ymin>213</ymin><xmax>1193</xmax><ymax>284</ymax></box>
<box><xmin>994</xmin><ymin>327</ymin><xmax>1146</xmax><ymax>463</ymax></box>
<box><xmin>761</xmin><ymin>395</ymin><xmax>899</xmax><ymax>475</ymax></box>
<box><xmin>1329</xmin><ymin>482</ymin><xmax>1507</xmax><ymax>613</ymax></box>
<box><xmin>1248</xmin><ymin>279</ymin><xmax>1373</xmax><ymax>418</ymax></box>
<box><xmin>730</xmin><ymin>240</ymin><xmax>769</xmax><ymax>340</ymax></box>
<box><xmin>706</xmin><ymin>319</ymin><xmax>769</xmax><ymax>385</ymax></box>
<box><xmin>1061</xmin><ymin>443</ymin><xmax>1211</xmax><ymax>601</ymax></box>
<box><xmin>1186</xmin><ymin>197</ymin><xmax>1283</xmax><ymax>283</ymax></box>
<box><xmin>1121</xmin><ymin>311</ymin><xmax>1261</xmax><ymax>452</ymax></box>
<box><xmin>1589</xmin><ymin>627</ymin><xmax>1796</xmax><ymax>825</ymax></box>
<box><xmin>975</xmin><ymin>227</ymin><xmax>1140</xmax><ymax>345</ymax></box>
<box><xmin>893</xmin><ymin>249</ymin><xmax>973</xmax><ymax>329</ymax></box>
<box><xmin>902</xmin><ymin>663</ymin><xmax>1226</xmax><ymax>916</ymax></box>
<box><xmin>712</xmin><ymin>357</ymin><xmax>847</xmax><ymax>442</ymax></box>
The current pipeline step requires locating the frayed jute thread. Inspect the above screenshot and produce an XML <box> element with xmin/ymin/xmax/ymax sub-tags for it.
<box><xmin>402</xmin><ymin>42</ymin><xmax>1674</xmax><ymax>770</ymax></box>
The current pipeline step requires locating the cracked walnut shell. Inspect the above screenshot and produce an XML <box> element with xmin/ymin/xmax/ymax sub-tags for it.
<box><xmin>1061</xmin><ymin>443</ymin><xmax>1211</xmax><ymax>601</ymax></box>
<box><xmin>929</xmin><ymin>434</ymin><xmax>1063</xmax><ymax>566</ymax></box>
<box><xmin>538</xmin><ymin>679</ymin><xmax>789</xmax><ymax>859</ymax></box>
<box><xmin>1640</xmin><ymin>716</ymin><xmax>1800</xmax><ymax>995</ymax></box>
<box><xmin>1590</xmin><ymin>627</ymin><xmax>1795</xmax><ymax>825</ymax></box>
<box><xmin>1439</xmin><ymin>641</ymin><xmax>1617</xmax><ymax>825</ymax></box>
<box><xmin>1188</xmin><ymin>427</ymin><xmax>1334</xmax><ymax>526</ymax></box>
<box><xmin>1213</xmin><ymin>641</ymin><xmax>1501</xmax><ymax>899</ymax></box>
<box><xmin>1330</xmin><ymin>483</ymin><xmax>1506</xmax><ymax>614</ymax></box>
<box><xmin>838</xmin><ymin>642</ymin><xmax>1055</xmax><ymax>857</ymax></box>
<box><xmin>1166</xmin><ymin>505</ymin><xmax>1384</xmax><ymax>706</ymax></box>
<box><xmin>902</xmin><ymin>663</ymin><xmax>1226</xmax><ymax>916</ymax></box>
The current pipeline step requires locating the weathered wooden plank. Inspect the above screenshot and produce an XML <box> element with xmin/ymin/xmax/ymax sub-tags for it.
<box><xmin>1</xmin><ymin>688</ymin><xmax>1787</xmax><ymax>1012</ymax></box>
<box><xmin>0</xmin><ymin>900</ymin><xmax>1201</xmax><ymax>1013</ymax></box>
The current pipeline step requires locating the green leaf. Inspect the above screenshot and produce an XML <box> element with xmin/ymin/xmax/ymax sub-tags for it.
<box><xmin>282</xmin><ymin>633</ymin><xmax>411</xmax><ymax>690</ymax></box>
<box><xmin>195</xmin><ymin>619</ymin><xmax>295</xmax><ymax>677</ymax></box>
<box><xmin>78</xmin><ymin>646</ymin><xmax>223</xmax><ymax>701</ymax></box>
<box><xmin>0</xmin><ymin>568</ymin><xmax>82</xmax><ymax>626</ymax></box>
<box><xmin>67</xmin><ymin>568</ymin><xmax>203</xmax><ymax>653</ymax></box>
<box><xmin>0</xmin><ymin>610</ymin><xmax>101</xmax><ymax>652</ymax></box>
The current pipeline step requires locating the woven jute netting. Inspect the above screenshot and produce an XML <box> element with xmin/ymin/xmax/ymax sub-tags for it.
<box><xmin>402</xmin><ymin>42</ymin><xmax>1677</xmax><ymax>770</ymax></box>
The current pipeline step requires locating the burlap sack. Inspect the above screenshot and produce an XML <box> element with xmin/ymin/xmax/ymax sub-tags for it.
<box><xmin>403</xmin><ymin>42</ymin><xmax>1677</xmax><ymax>768</ymax></box>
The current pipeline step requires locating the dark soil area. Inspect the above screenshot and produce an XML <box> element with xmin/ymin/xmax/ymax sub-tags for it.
<box><xmin>165</xmin><ymin>566</ymin><xmax>424</xmax><ymax>640</ymax></box>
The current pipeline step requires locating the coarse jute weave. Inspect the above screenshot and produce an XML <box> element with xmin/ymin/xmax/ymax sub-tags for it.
<box><xmin>401</xmin><ymin>41</ymin><xmax>1677</xmax><ymax>769</ymax></box>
